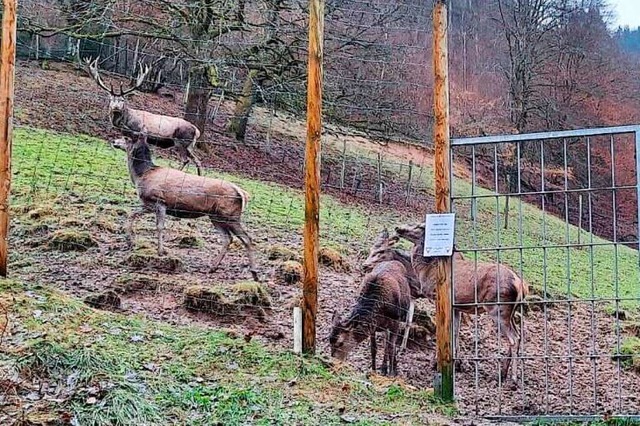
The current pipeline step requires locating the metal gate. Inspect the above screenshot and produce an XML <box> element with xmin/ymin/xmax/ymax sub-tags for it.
<box><xmin>449</xmin><ymin>126</ymin><xmax>640</xmax><ymax>421</ymax></box>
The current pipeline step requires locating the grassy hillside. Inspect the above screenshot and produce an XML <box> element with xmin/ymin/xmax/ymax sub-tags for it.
<box><xmin>0</xmin><ymin>280</ymin><xmax>451</xmax><ymax>425</ymax></box>
<box><xmin>11</xmin><ymin>127</ymin><xmax>640</xmax><ymax>311</ymax></box>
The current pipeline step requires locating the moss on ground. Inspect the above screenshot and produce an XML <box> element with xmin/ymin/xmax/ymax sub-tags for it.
<box><xmin>47</xmin><ymin>229</ymin><xmax>97</xmax><ymax>252</ymax></box>
<box><xmin>0</xmin><ymin>280</ymin><xmax>453</xmax><ymax>425</ymax></box>
<box><xmin>125</xmin><ymin>248</ymin><xmax>184</xmax><ymax>273</ymax></box>
<box><xmin>267</xmin><ymin>245</ymin><xmax>301</xmax><ymax>262</ymax></box>
<box><xmin>276</xmin><ymin>260</ymin><xmax>304</xmax><ymax>285</ymax></box>
<box><xmin>319</xmin><ymin>247</ymin><xmax>350</xmax><ymax>272</ymax></box>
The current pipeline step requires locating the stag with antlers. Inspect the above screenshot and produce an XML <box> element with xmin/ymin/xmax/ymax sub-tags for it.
<box><xmin>85</xmin><ymin>57</ymin><xmax>203</xmax><ymax>175</ymax></box>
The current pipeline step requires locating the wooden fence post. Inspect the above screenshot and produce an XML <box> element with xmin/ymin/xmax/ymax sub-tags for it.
<box><xmin>433</xmin><ymin>0</ymin><xmax>454</xmax><ymax>402</ymax></box>
<box><xmin>0</xmin><ymin>0</ymin><xmax>17</xmax><ymax>277</ymax></box>
<box><xmin>302</xmin><ymin>0</ymin><xmax>324</xmax><ymax>354</ymax></box>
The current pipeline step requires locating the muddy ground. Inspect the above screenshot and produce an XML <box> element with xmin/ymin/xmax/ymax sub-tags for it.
<box><xmin>9</xmin><ymin>59</ymin><xmax>640</xmax><ymax>418</ymax></box>
<box><xmin>10</xmin><ymin>208</ymin><xmax>640</xmax><ymax>418</ymax></box>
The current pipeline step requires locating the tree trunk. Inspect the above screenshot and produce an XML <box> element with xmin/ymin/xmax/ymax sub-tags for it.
<box><xmin>185</xmin><ymin>65</ymin><xmax>211</xmax><ymax>145</ymax></box>
<box><xmin>227</xmin><ymin>69</ymin><xmax>258</xmax><ymax>142</ymax></box>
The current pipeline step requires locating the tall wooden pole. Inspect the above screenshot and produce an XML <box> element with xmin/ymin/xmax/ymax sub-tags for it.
<box><xmin>0</xmin><ymin>0</ymin><xmax>17</xmax><ymax>277</ymax></box>
<box><xmin>302</xmin><ymin>0</ymin><xmax>324</xmax><ymax>354</ymax></box>
<box><xmin>433</xmin><ymin>0</ymin><xmax>454</xmax><ymax>401</ymax></box>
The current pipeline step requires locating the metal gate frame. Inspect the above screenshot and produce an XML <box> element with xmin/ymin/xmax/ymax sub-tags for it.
<box><xmin>449</xmin><ymin>125</ymin><xmax>640</xmax><ymax>422</ymax></box>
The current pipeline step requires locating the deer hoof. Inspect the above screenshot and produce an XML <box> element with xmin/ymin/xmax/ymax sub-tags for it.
<box><xmin>251</xmin><ymin>270</ymin><xmax>260</xmax><ymax>282</ymax></box>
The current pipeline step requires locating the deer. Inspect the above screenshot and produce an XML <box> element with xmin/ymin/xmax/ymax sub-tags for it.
<box><xmin>112</xmin><ymin>130</ymin><xmax>258</xmax><ymax>281</ymax></box>
<box><xmin>394</xmin><ymin>222</ymin><xmax>529</xmax><ymax>384</ymax></box>
<box><xmin>85</xmin><ymin>57</ymin><xmax>203</xmax><ymax>176</ymax></box>
<box><xmin>329</xmin><ymin>259</ymin><xmax>412</xmax><ymax>376</ymax></box>
<box><xmin>362</xmin><ymin>228</ymin><xmax>472</xmax><ymax>326</ymax></box>
<box><xmin>363</xmin><ymin>228</ymin><xmax>437</xmax><ymax>299</ymax></box>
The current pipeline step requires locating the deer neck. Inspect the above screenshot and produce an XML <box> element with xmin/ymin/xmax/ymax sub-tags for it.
<box><xmin>110</xmin><ymin>107</ymin><xmax>130</xmax><ymax>131</ymax></box>
<box><xmin>127</xmin><ymin>142</ymin><xmax>157</xmax><ymax>183</ymax></box>
<box><xmin>411</xmin><ymin>239</ymin><xmax>438</xmax><ymax>293</ymax></box>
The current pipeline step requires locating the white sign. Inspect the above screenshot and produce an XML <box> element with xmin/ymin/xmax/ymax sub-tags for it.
<box><xmin>423</xmin><ymin>213</ymin><xmax>456</xmax><ymax>257</ymax></box>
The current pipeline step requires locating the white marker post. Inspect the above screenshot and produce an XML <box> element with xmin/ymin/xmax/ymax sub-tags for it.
<box><xmin>293</xmin><ymin>307</ymin><xmax>302</xmax><ymax>354</ymax></box>
<box><xmin>400</xmin><ymin>300</ymin><xmax>415</xmax><ymax>353</ymax></box>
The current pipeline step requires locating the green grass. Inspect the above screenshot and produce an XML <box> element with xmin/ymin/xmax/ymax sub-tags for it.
<box><xmin>12</xmin><ymin>127</ymin><xmax>395</xmax><ymax>250</ymax></box>
<box><xmin>11</xmin><ymin>127</ymin><xmax>640</xmax><ymax>310</ymax></box>
<box><xmin>12</xmin><ymin>126</ymin><xmax>640</xmax><ymax>311</ymax></box>
<box><xmin>0</xmin><ymin>280</ymin><xmax>452</xmax><ymax>425</ymax></box>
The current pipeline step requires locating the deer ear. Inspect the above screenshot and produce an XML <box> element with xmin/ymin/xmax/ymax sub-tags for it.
<box><xmin>331</xmin><ymin>310</ymin><xmax>340</xmax><ymax>326</ymax></box>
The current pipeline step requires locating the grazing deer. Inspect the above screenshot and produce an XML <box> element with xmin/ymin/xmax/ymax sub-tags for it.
<box><xmin>85</xmin><ymin>57</ymin><xmax>203</xmax><ymax>176</ymax></box>
<box><xmin>329</xmin><ymin>260</ymin><xmax>412</xmax><ymax>376</ymax></box>
<box><xmin>394</xmin><ymin>222</ymin><xmax>529</xmax><ymax>384</ymax></box>
<box><xmin>112</xmin><ymin>131</ymin><xmax>258</xmax><ymax>281</ymax></box>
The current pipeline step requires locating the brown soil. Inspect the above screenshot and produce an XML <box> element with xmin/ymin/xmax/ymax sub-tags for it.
<box><xmin>9</xmin><ymin>59</ymin><xmax>640</xmax><ymax>418</ymax></box>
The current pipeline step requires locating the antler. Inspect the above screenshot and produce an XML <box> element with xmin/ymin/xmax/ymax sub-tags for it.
<box><xmin>118</xmin><ymin>61</ymin><xmax>152</xmax><ymax>97</ymax></box>
<box><xmin>83</xmin><ymin>56</ymin><xmax>115</xmax><ymax>95</ymax></box>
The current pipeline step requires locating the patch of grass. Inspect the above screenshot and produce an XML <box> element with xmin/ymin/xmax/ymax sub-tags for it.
<box><xmin>125</xmin><ymin>248</ymin><xmax>184</xmax><ymax>272</ymax></box>
<box><xmin>47</xmin><ymin>229</ymin><xmax>97</xmax><ymax>252</ymax></box>
<box><xmin>230</xmin><ymin>281</ymin><xmax>271</xmax><ymax>308</ymax></box>
<box><xmin>177</xmin><ymin>235</ymin><xmax>204</xmax><ymax>248</ymax></box>
<box><xmin>319</xmin><ymin>247</ymin><xmax>351</xmax><ymax>272</ymax></box>
<box><xmin>613</xmin><ymin>336</ymin><xmax>640</xmax><ymax>372</ymax></box>
<box><xmin>1</xmin><ymin>281</ymin><xmax>452</xmax><ymax>425</ymax></box>
<box><xmin>267</xmin><ymin>245</ymin><xmax>301</xmax><ymax>262</ymax></box>
<box><xmin>276</xmin><ymin>260</ymin><xmax>304</xmax><ymax>285</ymax></box>
<box><xmin>11</xmin><ymin>127</ymin><xmax>640</xmax><ymax>311</ymax></box>
<box><xmin>112</xmin><ymin>273</ymin><xmax>159</xmax><ymax>294</ymax></box>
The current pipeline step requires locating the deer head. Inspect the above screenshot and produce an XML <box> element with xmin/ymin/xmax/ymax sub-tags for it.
<box><xmin>362</xmin><ymin>228</ymin><xmax>400</xmax><ymax>272</ymax></box>
<box><xmin>394</xmin><ymin>223</ymin><xmax>425</xmax><ymax>245</ymax></box>
<box><xmin>84</xmin><ymin>57</ymin><xmax>151</xmax><ymax>113</ymax></box>
<box><xmin>329</xmin><ymin>311</ymin><xmax>363</xmax><ymax>361</ymax></box>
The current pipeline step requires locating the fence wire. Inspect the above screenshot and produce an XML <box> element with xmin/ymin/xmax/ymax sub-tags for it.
<box><xmin>1</xmin><ymin>0</ymin><xmax>639</xmax><ymax>423</ymax></box>
<box><xmin>451</xmin><ymin>127</ymin><xmax>640</xmax><ymax>418</ymax></box>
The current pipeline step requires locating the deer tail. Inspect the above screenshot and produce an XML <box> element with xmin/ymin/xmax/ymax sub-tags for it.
<box><xmin>238</xmin><ymin>187</ymin><xmax>251</xmax><ymax>213</ymax></box>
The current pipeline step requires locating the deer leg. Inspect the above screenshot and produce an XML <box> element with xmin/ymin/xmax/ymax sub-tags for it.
<box><xmin>492</xmin><ymin>307</ymin><xmax>518</xmax><ymax>385</ymax></box>
<box><xmin>370</xmin><ymin>333</ymin><xmax>377</xmax><ymax>372</ymax></box>
<box><xmin>210</xmin><ymin>222</ymin><xmax>232</xmax><ymax>273</ymax></box>
<box><xmin>388</xmin><ymin>323</ymin><xmax>400</xmax><ymax>376</ymax></box>
<box><xmin>185</xmin><ymin>144</ymin><xmax>203</xmax><ymax>176</ymax></box>
<box><xmin>175</xmin><ymin>145</ymin><xmax>190</xmax><ymax>171</ymax></box>
<box><xmin>380</xmin><ymin>329</ymin><xmax>390</xmax><ymax>376</ymax></box>
<box><xmin>126</xmin><ymin>207</ymin><xmax>151</xmax><ymax>249</ymax></box>
<box><xmin>508</xmin><ymin>313</ymin><xmax>522</xmax><ymax>384</ymax></box>
<box><xmin>155</xmin><ymin>204</ymin><xmax>167</xmax><ymax>256</ymax></box>
<box><xmin>228</xmin><ymin>221</ymin><xmax>259</xmax><ymax>281</ymax></box>
<box><xmin>453</xmin><ymin>310</ymin><xmax>463</xmax><ymax>372</ymax></box>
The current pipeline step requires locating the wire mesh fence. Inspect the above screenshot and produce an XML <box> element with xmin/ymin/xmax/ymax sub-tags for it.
<box><xmin>2</xmin><ymin>0</ymin><xmax>640</xmax><ymax>423</ymax></box>
<box><xmin>451</xmin><ymin>127</ymin><xmax>640</xmax><ymax>419</ymax></box>
<box><xmin>8</xmin><ymin>0</ymin><xmax>443</xmax><ymax>406</ymax></box>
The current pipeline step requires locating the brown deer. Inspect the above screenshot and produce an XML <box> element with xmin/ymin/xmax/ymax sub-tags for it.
<box><xmin>362</xmin><ymin>228</ymin><xmax>432</xmax><ymax>299</ymax></box>
<box><xmin>85</xmin><ymin>57</ymin><xmax>203</xmax><ymax>176</ymax></box>
<box><xmin>112</xmin><ymin>131</ymin><xmax>258</xmax><ymax>281</ymax></box>
<box><xmin>329</xmin><ymin>260</ymin><xmax>412</xmax><ymax>376</ymax></box>
<box><xmin>394</xmin><ymin>222</ymin><xmax>529</xmax><ymax>384</ymax></box>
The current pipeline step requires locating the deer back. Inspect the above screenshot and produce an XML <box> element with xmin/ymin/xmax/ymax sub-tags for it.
<box><xmin>451</xmin><ymin>260</ymin><xmax>525</xmax><ymax>310</ymax></box>
<box><xmin>138</xmin><ymin>167</ymin><xmax>245</xmax><ymax>219</ymax></box>
<box><xmin>126</xmin><ymin>108</ymin><xmax>200</xmax><ymax>141</ymax></box>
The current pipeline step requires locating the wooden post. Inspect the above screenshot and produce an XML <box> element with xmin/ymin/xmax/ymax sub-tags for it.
<box><xmin>433</xmin><ymin>0</ymin><xmax>454</xmax><ymax>402</ymax></box>
<box><xmin>0</xmin><ymin>0</ymin><xmax>17</xmax><ymax>277</ymax></box>
<box><xmin>578</xmin><ymin>193</ymin><xmax>583</xmax><ymax>245</ymax></box>
<box><xmin>405</xmin><ymin>160</ymin><xmax>414</xmax><ymax>205</ymax></box>
<box><xmin>302</xmin><ymin>0</ymin><xmax>324</xmax><ymax>354</ymax></box>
